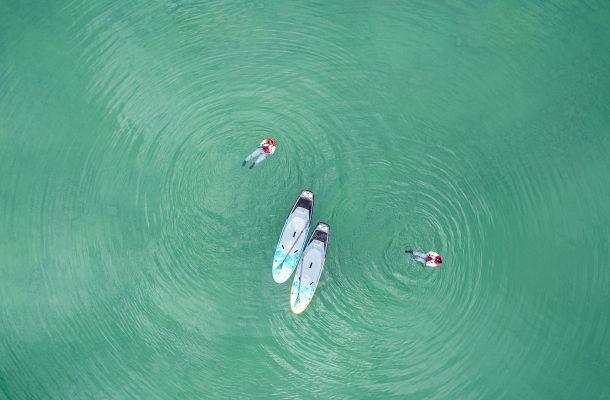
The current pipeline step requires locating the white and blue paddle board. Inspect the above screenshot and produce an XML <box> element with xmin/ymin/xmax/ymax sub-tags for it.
<box><xmin>272</xmin><ymin>190</ymin><xmax>314</xmax><ymax>283</ymax></box>
<box><xmin>290</xmin><ymin>222</ymin><xmax>330</xmax><ymax>314</ymax></box>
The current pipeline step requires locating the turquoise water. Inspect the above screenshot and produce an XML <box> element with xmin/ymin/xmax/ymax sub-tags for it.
<box><xmin>1</xmin><ymin>1</ymin><xmax>609</xmax><ymax>398</ymax></box>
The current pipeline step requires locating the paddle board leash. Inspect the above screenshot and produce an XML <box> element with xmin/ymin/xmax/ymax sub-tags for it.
<box><xmin>277</xmin><ymin>226</ymin><xmax>307</xmax><ymax>270</ymax></box>
<box><xmin>295</xmin><ymin>262</ymin><xmax>305</xmax><ymax>305</ymax></box>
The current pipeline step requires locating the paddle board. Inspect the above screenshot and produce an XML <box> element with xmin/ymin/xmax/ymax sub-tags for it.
<box><xmin>272</xmin><ymin>190</ymin><xmax>314</xmax><ymax>283</ymax></box>
<box><xmin>290</xmin><ymin>222</ymin><xmax>330</xmax><ymax>314</ymax></box>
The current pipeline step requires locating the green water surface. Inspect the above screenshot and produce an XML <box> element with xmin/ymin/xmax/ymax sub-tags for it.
<box><xmin>1</xmin><ymin>1</ymin><xmax>609</xmax><ymax>399</ymax></box>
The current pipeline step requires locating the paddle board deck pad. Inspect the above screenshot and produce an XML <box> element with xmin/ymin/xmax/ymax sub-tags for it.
<box><xmin>272</xmin><ymin>190</ymin><xmax>314</xmax><ymax>283</ymax></box>
<box><xmin>290</xmin><ymin>222</ymin><xmax>330</xmax><ymax>314</ymax></box>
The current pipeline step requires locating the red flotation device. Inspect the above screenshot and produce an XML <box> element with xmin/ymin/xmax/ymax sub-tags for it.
<box><xmin>263</xmin><ymin>137</ymin><xmax>276</xmax><ymax>153</ymax></box>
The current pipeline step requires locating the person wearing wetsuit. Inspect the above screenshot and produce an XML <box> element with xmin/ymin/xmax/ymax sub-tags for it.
<box><xmin>406</xmin><ymin>250</ymin><xmax>443</xmax><ymax>267</ymax></box>
<box><xmin>243</xmin><ymin>137</ymin><xmax>277</xmax><ymax>169</ymax></box>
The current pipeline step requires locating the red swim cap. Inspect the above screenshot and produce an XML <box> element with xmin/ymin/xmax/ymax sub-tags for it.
<box><xmin>435</xmin><ymin>256</ymin><xmax>443</xmax><ymax>264</ymax></box>
<box><xmin>267</xmin><ymin>137</ymin><xmax>276</xmax><ymax>145</ymax></box>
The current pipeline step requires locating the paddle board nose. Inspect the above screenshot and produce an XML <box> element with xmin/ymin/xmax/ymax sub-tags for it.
<box><xmin>316</xmin><ymin>223</ymin><xmax>329</xmax><ymax>232</ymax></box>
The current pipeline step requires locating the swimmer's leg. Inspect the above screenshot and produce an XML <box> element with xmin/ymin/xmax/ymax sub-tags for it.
<box><xmin>408</xmin><ymin>251</ymin><xmax>427</xmax><ymax>264</ymax></box>
<box><xmin>254</xmin><ymin>153</ymin><xmax>268</xmax><ymax>165</ymax></box>
<box><xmin>250</xmin><ymin>153</ymin><xmax>268</xmax><ymax>169</ymax></box>
<box><xmin>244</xmin><ymin>148</ymin><xmax>262</xmax><ymax>164</ymax></box>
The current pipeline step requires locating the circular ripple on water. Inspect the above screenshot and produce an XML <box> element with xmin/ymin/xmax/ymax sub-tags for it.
<box><xmin>56</xmin><ymin>1</ymin><xmax>378</xmax><ymax>397</ymax></box>
<box><xmin>331</xmin><ymin>143</ymin><xmax>490</xmax><ymax>393</ymax></box>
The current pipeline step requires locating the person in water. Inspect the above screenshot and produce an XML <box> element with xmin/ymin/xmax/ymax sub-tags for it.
<box><xmin>405</xmin><ymin>250</ymin><xmax>443</xmax><ymax>267</ymax></box>
<box><xmin>242</xmin><ymin>137</ymin><xmax>276</xmax><ymax>169</ymax></box>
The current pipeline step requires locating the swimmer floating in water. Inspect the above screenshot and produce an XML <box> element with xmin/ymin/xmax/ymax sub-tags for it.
<box><xmin>406</xmin><ymin>250</ymin><xmax>443</xmax><ymax>267</ymax></box>
<box><xmin>242</xmin><ymin>137</ymin><xmax>277</xmax><ymax>169</ymax></box>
